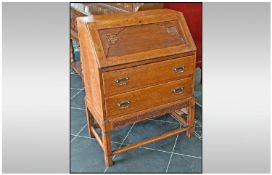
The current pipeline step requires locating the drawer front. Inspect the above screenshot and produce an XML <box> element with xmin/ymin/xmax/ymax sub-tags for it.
<box><xmin>105</xmin><ymin>78</ymin><xmax>193</xmax><ymax>118</ymax></box>
<box><xmin>102</xmin><ymin>55</ymin><xmax>195</xmax><ymax>96</ymax></box>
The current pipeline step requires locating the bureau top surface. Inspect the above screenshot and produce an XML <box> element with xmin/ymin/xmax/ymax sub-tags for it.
<box><xmin>77</xmin><ymin>9</ymin><xmax>196</xmax><ymax>68</ymax></box>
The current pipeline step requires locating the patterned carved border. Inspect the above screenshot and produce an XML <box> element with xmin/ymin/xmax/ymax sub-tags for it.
<box><xmin>110</xmin><ymin>100</ymin><xmax>190</xmax><ymax>129</ymax></box>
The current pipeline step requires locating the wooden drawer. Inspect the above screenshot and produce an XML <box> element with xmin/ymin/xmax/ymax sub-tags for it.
<box><xmin>105</xmin><ymin>77</ymin><xmax>193</xmax><ymax>118</ymax></box>
<box><xmin>102</xmin><ymin>55</ymin><xmax>195</xmax><ymax>96</ymax></box>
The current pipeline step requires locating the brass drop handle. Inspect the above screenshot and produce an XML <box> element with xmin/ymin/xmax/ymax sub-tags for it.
<box><xmin>172</xmin><ymin>87</ymin><xmax>184</xmax><ymax>94</ymax></box>
<box><xmin>173</xmin><ymin>66</ymin><xmax>185</xmax><ymax>73</ymax></box>
<box><xmin>115</xmin><ymin>77</ymin><xmax>129</xmax><ymax>85</ymax></box>
<box><xmin>117</xmin><ymin>100</ymin><xmax>131</xmax><ymax>109</ymax></box>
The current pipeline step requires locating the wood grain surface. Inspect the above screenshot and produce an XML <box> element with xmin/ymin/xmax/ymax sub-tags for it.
<box><xmin>105</xmin><ymin>78</ymin><xmax>193</xmax><ymax>118</ymax></box>
<box><xmin>102</xmin><ymin>55</ymin><xmax>195</xmax><ymax>96</ymax></box>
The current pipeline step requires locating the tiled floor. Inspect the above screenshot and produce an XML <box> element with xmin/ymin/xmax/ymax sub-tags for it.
<box><xmin>70</xmin><ymin>70</ymin><xmax>202</xmax><ymax>173</ymax></box>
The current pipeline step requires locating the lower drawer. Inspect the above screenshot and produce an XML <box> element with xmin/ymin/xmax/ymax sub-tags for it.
<box><xmin>105</xmin><ymin>77</ymin><xmax>193</xmax><ymax>118</ymax></box>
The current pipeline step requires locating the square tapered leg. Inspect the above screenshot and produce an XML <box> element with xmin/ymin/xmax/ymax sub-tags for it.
<box><xmin>186</xmin><ymin>98</ymin><xmax>195</xmax><ymax>138</ymax></box>
<box><xmin>102</xmin><ymin>131</ymin><xmax>113</xmax><ymax>166</ymax></box>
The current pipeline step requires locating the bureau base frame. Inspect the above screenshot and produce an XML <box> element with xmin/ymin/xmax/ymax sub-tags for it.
<box><xmin>85</xmin><ymin>97</ymin><xmax>195</xmax><ymax>167</ymax></box>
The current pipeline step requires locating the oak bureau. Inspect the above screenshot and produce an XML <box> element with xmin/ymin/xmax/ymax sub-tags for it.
<box><xmin>77</xmin><ymin>9</ymin><xmax>196</xmax><ymax>166</ymax></box>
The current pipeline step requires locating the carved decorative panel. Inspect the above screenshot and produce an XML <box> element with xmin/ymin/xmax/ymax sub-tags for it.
<box><xmin>98</xmin><ymin>20</ymin><xmax>186</xmax><ymax>58</ymax></box>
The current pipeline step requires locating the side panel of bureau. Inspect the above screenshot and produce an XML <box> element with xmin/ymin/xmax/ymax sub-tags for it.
<box><xmin>102</xmin><ymin>55</ymin><xmax>195</xmax><ymax>96</ymax></box>
<box><xmin>77</xmin><ymin>21</ymin><xmax>105</xmax><ymax>119</ymax></box>
<box><xmin>105</xmin><ymin>78</ymin><xmax>193</xmax><ymax>118</ymax></box>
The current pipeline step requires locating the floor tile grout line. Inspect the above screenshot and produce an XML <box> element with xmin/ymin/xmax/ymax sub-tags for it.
<box><xmin>71</xmin><ymin>107</ymin><xmax>85</xmax><ymax>111</ymax></box>
<box><xmin>195</xmin><ymin>101</ymin><xmax>202</xmax><ymax>108</ymax></box>
<box><xmin>172</xmin><ymin>152</ymin><xmax>202</xmax><ymax>159</ymax></box>
<box><xmin>70</xmin><ymin>88</ymin><xmax>84</xmax><ymax>90</ymax></box>
<box><xmin>116</xmin><ymin>123</ymin><xmax>135</xmax><ymax>148</ymax></box>
<box><xmin>104</xmin><ymin>123</ymin><xmax>135</xmax><ymax>173</ymax></box>
<box><xmin>72</xmin><ymin>133</ymin><xmax>202</xmax><ymax>159</ymax></box>
<box><xmin>194</xmin><ymin>132</ymin><xmax>202</xmax><ymax>140</ymax></box>
<box><xmin>71</xmin><ymin>89</ymin><xmax>83</xmax><ymax>99</ymax></box>
<box><xmin>194</xmin><ymin>131</ymin><xmax>202</xmax><ymax>140</ymax></box>
<box><xmin>70</xmin><ymin>123</ymin><xmax>88</xmax><ymax>143</ymax></box>
<box><xmin>139</xmin><ymin>146</ymin><xmax>172</xmax><ymax>154</ymax></box>
<box><xmin>71</xmin><ymin>72</ymin><xmax>80</xmax><ymax>76</ymax></box>
<box><xmin>165</xmin><ymin>132</ymin><xmax>180</xmax><ymax>173</ymax></box>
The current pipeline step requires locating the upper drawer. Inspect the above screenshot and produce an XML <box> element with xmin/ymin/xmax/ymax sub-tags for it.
<box><xmin>105</xmin><ymin>77</ymin><xmax>193</xmax><ymax>118</ymax></box>
<box><xmin>102</xmin><ymin>55</ymin><xmax>195</xmax><ymax>96</ymax></box>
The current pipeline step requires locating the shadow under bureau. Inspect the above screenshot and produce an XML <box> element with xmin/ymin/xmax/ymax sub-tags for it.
<box><xmin>77</xmin><ymin>9</ymin><xmax>197</xmax><ymax>166</ymax></box>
